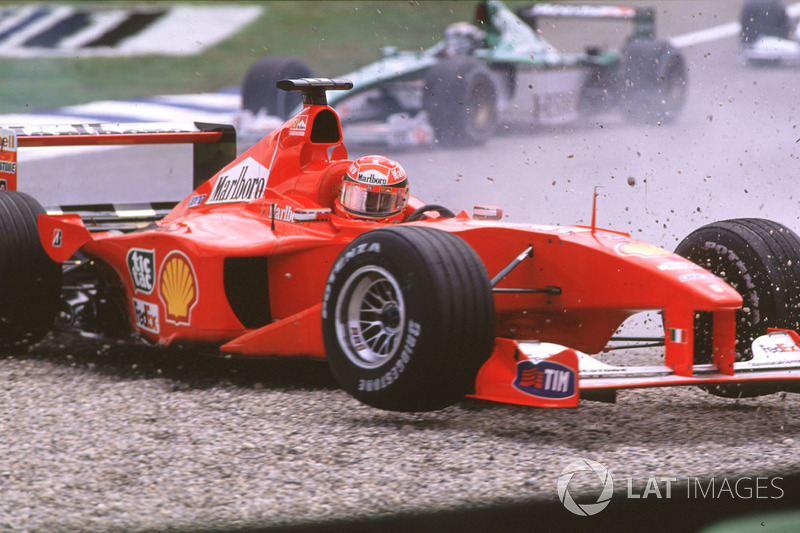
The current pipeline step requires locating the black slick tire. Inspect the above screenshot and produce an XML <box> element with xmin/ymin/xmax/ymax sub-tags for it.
<box><xmin>675</xmin><ymin>218</ymin><xmax>800</xmax><ymax>397</ymax></box>
<box><xmin>617</xmin><ymin>39</ymin><xmax>687</xmax><ymax>124</ymax></box>
<box><xmin>322</xmin><ymin>226</ymin><xmax>495</xmax><ymax>412</ymax></box>
<box><xmin>423</xmin><ymin>58</ymin><xmax>498</xmax><ymax>146</ymax></box>
<box><xmin>0</xmin><ymin>191</ymin><xmax>61</xmax><ymax>349</ymax></box>
<box><xmin>241</xmin><ymin>55</ymin><xmax>314</xmax><ymax>119</ymax></box>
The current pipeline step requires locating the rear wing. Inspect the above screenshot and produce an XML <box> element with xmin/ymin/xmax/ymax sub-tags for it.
<box><xmin>516</xmin><ymin>3</ymin><xmax>656</xmax><ymax>41</ymax></box>
<box><xmin>1</xmin><ymin>122</ymin><xmax>235</xmax><ymax>232</ymax></box>
<box><xmin>1</xmin><ymin>121</ymin><xmax>236</xmax><ymax>192</ymax></box>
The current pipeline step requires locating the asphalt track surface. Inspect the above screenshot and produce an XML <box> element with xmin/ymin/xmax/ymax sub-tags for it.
<box><xmin>4</xmin><ymin>1</ymin><xmax>800</xmax><ymax>532</ymax></box>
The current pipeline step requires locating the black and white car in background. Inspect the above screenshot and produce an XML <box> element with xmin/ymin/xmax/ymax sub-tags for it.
<box><xmin>740</xmin><ymin>0</ymin><xmax>800</xmax><ymax>64</ymax></box>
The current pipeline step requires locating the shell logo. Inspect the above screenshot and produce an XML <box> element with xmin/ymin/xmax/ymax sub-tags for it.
<box><xmin>616</xmin><ymin>242</ymin><xmax>671</xmax><ymax>258</ymax></box>
<box><xmin>158</xmin><ymin>251</ymin><xmax>198</xmax><ymax>325</ymax></box>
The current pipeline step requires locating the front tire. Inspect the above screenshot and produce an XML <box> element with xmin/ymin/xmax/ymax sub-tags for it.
<box><xmin>423</xmin><ymin>58</ymin><xmax>498</xmax><ymax>146</ymax></box>
<box><xmin>322</xmin><ymin>226</ymin><xmax>495</xmax><ymax>412</ymax></box>
<box><xmin>0</xmin><ymin>191</ymin><xmax>61</xmax><ymax>348</ymax></box>
<box><xmin>675</xmin><ymin>218</ymin><xmax>800</xmax><ymax>397</ymax></box>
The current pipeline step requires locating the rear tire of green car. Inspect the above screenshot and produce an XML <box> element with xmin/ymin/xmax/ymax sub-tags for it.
<box><xmin>241</xmin><ymin>55</ymin><xmax>315</xmax><ymax>119</ymax></box>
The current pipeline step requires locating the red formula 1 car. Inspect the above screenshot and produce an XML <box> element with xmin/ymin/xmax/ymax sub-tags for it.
<box><xmin>2</xmin><ymin>79</ymin><xmax>800</xmax><ymax>412</ymax></box>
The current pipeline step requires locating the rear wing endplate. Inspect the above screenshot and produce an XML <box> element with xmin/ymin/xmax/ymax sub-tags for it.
<box><xmin>516</xmin><ymin>3</ymin><xmax>656</xmax><ymax>41</ymax></box>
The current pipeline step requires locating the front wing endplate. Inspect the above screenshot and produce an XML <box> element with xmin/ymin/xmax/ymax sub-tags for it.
<box><xmin>470</xmin><ymin>330</ymin><xmax>800</xmax><ymax>408</ymax></box>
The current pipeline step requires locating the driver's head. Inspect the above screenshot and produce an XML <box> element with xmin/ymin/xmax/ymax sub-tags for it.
<box><xmin>336</xmin><ymin>155</ymin><xmax>409</xmax><ymax>222</ymax></box>
<box><xmin>443</xmin><ymin>21</ymin><xmax>485</xmax><ymax>57</ymax></box>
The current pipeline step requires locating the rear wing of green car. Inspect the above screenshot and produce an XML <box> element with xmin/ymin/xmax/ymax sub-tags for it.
<box><xmin>515</xmin><ymin>3</ymin><xmax>656</xmax><ymax>41</ymax></box>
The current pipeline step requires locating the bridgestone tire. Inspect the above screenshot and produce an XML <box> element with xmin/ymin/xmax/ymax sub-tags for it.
<box><xmin>423</xmin><ymin>58</ymin><xmax>498</xmax><ymax>146</ymax></box>
<box><xmin>0</xmin><ymin>191</ymin><xmax>61</xmax><ymax>348</ymax></box>
<box><xmin>740</xmin><ymin>0</ymin><xmax>790</xmax><ymax>45</ymax></box>
<box><xmin>322</xmin><ymin>226</ymin><xmax>495</xmax><ymax>412</ymax></box>
<box><xmin>617</xmin><ymin>39</ymin><xmax>687</xmax><ymax>124</ymax></box>
<box><xmin>241</xmin><ymin>56</ymin><xmax>314</xmax><ymax>119</ymax></box>
<box><xmin>675</xmin><ymin>218</ymin><xmax>800</xmax><ymax>397</ymax></box>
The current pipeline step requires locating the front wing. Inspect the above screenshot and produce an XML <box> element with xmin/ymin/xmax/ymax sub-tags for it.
<box><xmin>471</xmin><ymin>330</ymin><xmax>800</xmax><ymax>407</ymax></box>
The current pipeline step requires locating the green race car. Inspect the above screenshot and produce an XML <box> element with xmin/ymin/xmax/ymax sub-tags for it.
<box><xmin>239</xmin><ymin>1</ymin><xmax>687</xmax><ymax>147</ymax></box>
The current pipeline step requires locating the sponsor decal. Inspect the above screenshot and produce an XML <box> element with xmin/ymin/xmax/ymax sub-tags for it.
<box><xmin>8</xmin><ymin>123</ymin><xmax>200</xmax><ymax>137</ymax></box>
<box><xmin>133</xmin><ymin>297</ymin><xmax>160</xmax><ymax>334</ymax></box>
<box><xmin>0</xmin><ymin>130</ymin><xmax>17</xmax><ymax>151</ymax></box>
<box><xmin>0</xmin><ymin>128</ymin><xmax>17</xmax><ymax>190</ymax></box>
<box><xmin>207</xmin><ymin>156</ymin><xmax>268</xmax><ymax>204</ymax></box>
<box><xmin>473</xmin><ymin>205</ymin><xmax>503</xmax><ymax>220</ymax></box>
<box><xmin>757</xmin><ymin>341</ymin><xmax>800</xmax><ymax>354</ymax></box>
<box><xmin>294</xmin><ymin>208</ymin><xmax>332</xmax><ymax>222</ymax></box>
<box><xmin>532</xmin><ymin>91</ymin><xmax>577</xmax><ymax>120</ymax></box>
<box><xmin>616</xmin><ymin>242</ymin><xmax>671</xmax><ymax>257</ymax></box>
<box><xmin>289</xmin><ymin>115</ymin><xmax>308</xmax><ymax>136</ymax></box>
<box><xmin>514</xmin><ymin>359</ymin><xmax>576</xmax><ymax>399</ymax></box>
<box><xmin>271</xmin><ymin>204</ymin><xmax>294</xmax><ymax>222</ymax></box>
<box><xmin>679</xmin><ymin>273</ymin><xmax>717</xmax><ymax>282</ymax></box>
<box><xmin>349</xmin><ymin>326</ymin><xmax>366</xmax><ymax>352</ymax></box>
<box><xmin>187</xmin><ymin>194</ymin><xmax>206</xmax><ymax>207</ymax></box>
<box><xmin>532</xmin><ymin>4</ymin><xmax>636</xmax><ymax>18</ymax></box>
<box><xmin>357</xmin><ymin>171</ymin><xmax>389</xmax><ymax>185</ymax></box>
<box><xmin>594</xmin><ymin>232</ymin><xmax>628</xmax><ymax>242</ymax></box>
<box><xmin>52</xmin><ymin>229</ymin><xmax>62</xmax><ymax>247</ymax></box>
<box><xmin>158</xmin><ymin>250</ymin><xmax>198</xmax><ymax>326</ymax></box>
<box><xmin>657</xmin><ymin>260</ymin><xmax>701</xmax><ymax>272</ymax></box>
<box><xmin>358</xmin><ymin>320</ymin><xmax>421</xmax><ymax>392</ymax></box>
<box><xmin>127</xmin><ymin>248</ymin><xmax>155</xmax><ymax>294</ymax></box>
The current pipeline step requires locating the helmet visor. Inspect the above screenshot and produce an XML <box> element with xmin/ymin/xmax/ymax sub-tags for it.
<box><xmin>341</xmin><ymin>182</ymin><xmax>407</xmax><ymax>217</ymax></box>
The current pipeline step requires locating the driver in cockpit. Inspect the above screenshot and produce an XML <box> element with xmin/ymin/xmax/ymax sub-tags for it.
<box><xmin>333</xmin><ymin>155</ymin><xmax>410</xmax><ymax>223</ymax></box>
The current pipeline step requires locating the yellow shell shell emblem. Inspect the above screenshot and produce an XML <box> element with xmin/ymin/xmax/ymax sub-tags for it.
<box><xmin>159</xmin><ymin>251</ymin><xmax>197</xmax><ymax>325</ymax></box>
<box><xmin>617</xmin><ymin>242</ymin><xmax>670</xmax><ymax>258</ymax></box>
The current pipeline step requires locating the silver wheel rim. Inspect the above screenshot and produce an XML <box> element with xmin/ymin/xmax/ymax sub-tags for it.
<box><xmin>335</xmin><ymin>265</ymin><xmax>406</xmax><ymax>369</ymax></box>
<box><xmin>468</xmin><ymin>77</ymin><xmax>496</xmax><ymax>130</ymax></box>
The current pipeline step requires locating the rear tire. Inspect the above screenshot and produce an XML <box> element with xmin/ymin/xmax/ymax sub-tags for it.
<box><xmin>423</xmin><ymin>58</ymin><xmax>498</xmax><ymax>146</ymax></box>
<box><xmin>322</xmin><ymin>226</ymin><xmax>495</xmax><ymax>412</ymax></box>
<box><xmin>241</xmin><ymin>56</ymin><xmax>314</xmax><ymax>119</ymax></box>
<box><xmin>0</xmin><ymin>191</ymin><xmax>60</xmax><ymax>349</ymax></box>
<box><xmin>675</xmin><ymin>218</ymin><xmax>800</xmax><ymax>397</ymax></box>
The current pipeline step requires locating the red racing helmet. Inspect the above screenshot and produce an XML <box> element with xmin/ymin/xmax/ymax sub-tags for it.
<box><xmin>336</xmin><ymin>155</ymin><xmax>410</xmax><ymax>221</ymax></box>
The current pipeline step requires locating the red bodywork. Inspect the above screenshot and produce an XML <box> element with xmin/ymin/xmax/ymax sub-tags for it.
<box><xmin>33</xmin><ymin>93</ymin><xmax>775</xmax><ymax>408</ymax></box>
